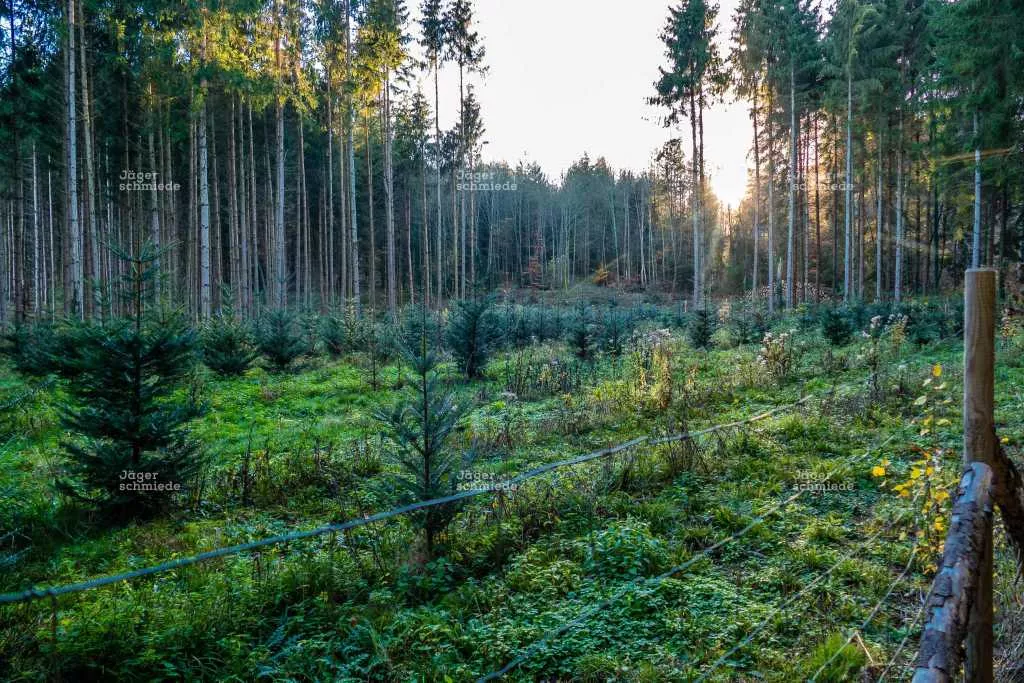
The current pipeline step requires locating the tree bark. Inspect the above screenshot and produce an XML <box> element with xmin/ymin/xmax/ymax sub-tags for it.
<box><xmin>843</xmin><ymin>71</ymin><xmax>853</xmax><ymax>302</ymax></box>
<box><xmin>66</xmin><ymin>0</ymin><xmax>83</xmax><ymax>318</ymax></box>
<box><xmin>786</xmin><ymin>61</ymin><xmax>796</xmax><ymax>309</ymax></box>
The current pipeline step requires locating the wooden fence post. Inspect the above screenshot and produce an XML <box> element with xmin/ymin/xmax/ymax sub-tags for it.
<box><xmin>912</xmin><ymin>462</ymin><xmax>995</xmax><ymax>683</ymax></box>
<box><xmin>964</xmin><ymin>267</ymin><xmax>997</xmax><ymax>683</ymax></box>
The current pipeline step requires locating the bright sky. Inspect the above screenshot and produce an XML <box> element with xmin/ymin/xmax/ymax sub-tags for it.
<box><xmin>411</xmin><ymin>0</ymin><xmax>753</xmax><ymax>209</ymax></box>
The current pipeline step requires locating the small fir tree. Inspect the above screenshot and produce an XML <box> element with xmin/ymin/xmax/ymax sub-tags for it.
<box><xmin>257</xmin><ymin>309</ymin><xmax>305</xmax><ymax>371</ymax></box>
<box><xmin>376</xmin><ymin>332</ymin><xmax>467</xmax><ymax>560</ymax></box>
<box><xmin>201</xmin><ymin>315</ymin><xmax>257</xmax><ymax>376</ymax></box>
<box><xmin>56</xmin><ymin>243</ymin><xmax>203</xmax><ymax>521</ymax></box>
<box><xmin>446</xmin><ymin>298</ymin><xmax>499</xmax><ymax>379</ymax></box>
<box><xmin>687</xmin><ymin>306</ymin><xmax>717</xmax><ymax>350</ymax></box>
<box><xmin>821</xmin><ymin>306</ymin><xmax>854</xmax><ymax>347</ymax></box>
<box><xmin>568</xmin><ymin>304</ymin><xmax>595</xmax><ymax>360</ymax></box>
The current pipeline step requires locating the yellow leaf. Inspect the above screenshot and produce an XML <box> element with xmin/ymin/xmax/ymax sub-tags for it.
<box><xmin>871</xmin><ymin>466</ymin><xmax>886</xmax><ymax>477</ymax></box>
<box><xmin>925</xmin><ymin>466</ymin><xmax>935</xmax><ymax>476</ymax></box>
<box><xmin>910</xmin><ymin>467</ymin><xmax>923</xmax><ymax>479</ymax></box>
<box><xmin>933</xmin><ymin>364</ymin><xmax>942</xmax><ymax>377</ymax></box>
<box><xmin>1001</xmin><ymin>436</ymin><xmax>1011</xmax><ymax>444</ymax></box>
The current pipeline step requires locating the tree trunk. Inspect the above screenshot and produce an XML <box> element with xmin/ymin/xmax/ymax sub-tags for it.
<box><xmin>345</xmin><ymin>0</ymin><xmax>360</xmax><ymax>312</ymax></box>
<box><xmin>690</xmin><ymin>89</ymin><xmax>700</xmax><ymax>306</ymax></box>
<box><xmin>752</xmin><ymin>84</ymin><xmax>760</xmax><ymax>301</ymax></box>
<box><xmin>67</xmin><ymin>0</ymin><xmax>83</xmax><ymax>318</ymax></box>
<box><xmin>198</xmin><ymin>22</ymin><xmax>211</xmax><ymax>318</ymax></box>
<box><xmin>894</xmin><ymin>109</ymin><xmax>904</xmax><ymax>302</ymax></box>
<box><xmin>876</xmin><ymin>129</ymin><xmax>884</xmax><ymax>302</ymax></box>
<box><xmin>786</xmin><ymin>61</ymin><xmax>796</xmax><ymax>309</ymax></box>
<box><xmin>384</xmin><ymin>74</ymin><xmax>397</xmax><ymax>316</ymax></box>
<box><xmin>434</xmin><ymin>56</ymin><xmax>442</xmax><ymax>306</ymax></box>
<box><xmin>79</xmin><ymin>9</ymin><xmax>99</xmax><ymax>318</ymax></box>
<box><xmin>366</xmin><ymin>114</ymin><xmax>376</xmax><ymax>308</ymax></box>
<box><xmin>972</xmin><ymin>110</ymin><xmax>981</xmax><ymax>268</ymax></box>
<box><xmin>813</xmin><ymin>114</ymin><xmax>821</xmax><ymax>303</ymax></box>
<box><xmin>843</xmin><ymin>71</ymin><xmax>853</xmax><ymax>302</ymax></box>
<box><xmin>767</xmin><ymin>89</ymin><xmax>775</xmax><ymax>314</ymax></box>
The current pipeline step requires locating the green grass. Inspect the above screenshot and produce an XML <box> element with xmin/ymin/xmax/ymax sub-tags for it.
<box><xmin>1</xmin><ymin>307</ymin><xmax>1022</xmax><ymax>681</ymax></box>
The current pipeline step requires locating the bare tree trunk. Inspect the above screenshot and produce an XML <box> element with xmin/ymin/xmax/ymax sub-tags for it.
<box><xmin>383</xmin><ymin>74</ymin><xmax>397</xmax><ymax>316</ymax></box>
<box><xmin>421</xmin><ymin>158</ymin><xmax>430</xmax><ymax>306</ymax></box>
<box><xmin>198</xmin><ymin>70</ymin><xmax>211</xmax><ymax>317</ymax></box>
<box><xmin>295</xmin><ymin>114</ymin><xmax>304</xmax><ymax>307</ymax></box>
<box><xmin>327</xmin><ymin>77</ymin><xmax>335</xmax><ymax>305</ymax></box>
<box><xmin>148</xmin><ymin>82</ymin><xmax>161</xmax><ymax>300</ymax></box>
<box><xmin>67</xmin><ymin>0</ymin><xmax>83</xmax><ymax>318</ymax></box>
<box><xmin>366</xmin><ymin>114</ymin><xmax>376</xmax><ymax>308</ymax></box>
<box><xmin>228</xmin><ymin>96</ymin><xmax>239</xmax><ymax>312</ymax></box>
<box><xmin>843</xmin><ymin>72</ymin><xmax>853</xmax><ymax>302</ymax></box>
<box><xmin>47</xmin><ymin>156</ymin><xmax>54</xmax><ymax>316</ymax></box>
<box><xmin>248</xmin><ymin>103</ymin><xmax>258</xmax><ymax>309</ymax></box>
<box><xmin>79</xmin><ymin>9</ymin><xmax>99</xmax><ymax>318</ymax></box>
<box><xmin>689</xmin><ymin>90</ymin><xmax>700</xmax><ymax>305</ymax></box>
<box><xmin>31</xmin><ymin>141</ymin><xmax>39</xmax><ymax>314</ymax></box>
<box><xmin>406</xmin><ymin>189</ymin><xmax>414</xmax><ymax>304</ymax></box>
<box><xmin>337</xmin><ymin>83</ymin><xmax>347</xmax><ymax>304</ymax></box>
<box><xmin>876</xmin><ymin>127</ymin><xmax>884</xmax><ymax>302</ymax></box>
<box><xmin>894</xmin><ymin>109</ymin><xmax>904</xmax><ymax>302</ymax></box>
<box><xmin>273</xmin><ymin>12</ymin><xmax>286</xmax><ymax>309</ymax></box>
<box><xmin>813</xmin><ymin>114</ymin><xmax>821</xmax><ymax>303</ymax></box>
<box><xmin>972</xmin><ymin>110</ymin><xmax>981</xmax><ymax>268</ymax></box>
<box><xmin>752</xmin><ymin>85</ymin><xmax>761</xmax><ymax>301</ymax></box>
<box><xmin>767</xmin><ymin>89</ymin><xmax>775</xmax><ymax>314</ymax></box>
<box><xmin>433</xmin><ymin>56</ymin><xmax>442</xmax><ymax>306</ymax></box>
<box><xmin>786</xmin><ymin>62</ymin><xmax>796</xmax><ymax>309</ymax></box>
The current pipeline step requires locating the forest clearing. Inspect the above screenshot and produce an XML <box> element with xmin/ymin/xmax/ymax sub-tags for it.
<box><xmin>2</xmin><ymin>290</ymin><xmax>1024</xmax><ymax>680</ymax></box>
<box><xmin>2</xmin><ymin>0</ymin><xmax>1024</xmax><ymax>678</ymax></box>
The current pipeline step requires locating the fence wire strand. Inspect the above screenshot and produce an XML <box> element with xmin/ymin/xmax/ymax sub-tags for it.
<box><xmin>0</xmin><ymin>396</ymin><xmax>811</xmax><ymax>606</ymax></box>
<box><xmin>692</xmin><ymin>489</ymin><xmax>923</xmax><ymax>682</ymax></box>
<box><xmin>476</xmin><ymin>412</ymin><xmax>905</xmax><ymax>682</ymax></box>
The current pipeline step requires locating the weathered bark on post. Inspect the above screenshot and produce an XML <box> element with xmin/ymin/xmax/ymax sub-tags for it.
<box><xmin>912</xmin><ymin>462</ymin><xmax>995</xmax><ymax>683</ymax></box>
<box><xmin>963</xmin><ymin>267</ymin><xmax>997</xmax><ymax>683</ymax></box>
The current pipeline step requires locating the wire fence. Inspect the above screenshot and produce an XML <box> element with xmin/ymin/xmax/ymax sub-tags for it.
<box><xmin>475</xmin><ymin>409</ymin><xmax>914</xmax><ymax>681</ymax></box>
<box><xmin>691</xmin><ymin>486</ymin><xmax>923</xmax><ymax>682</ymax></box>
<box><xmin>0</xmin><ymin>336</ymin><xmax>966</xmax><ymax>679</ymax></box>
<box><xmin>808</xmin><ymin>546</ymin><xmax>920</xmax><ymax>682</ymax></box>
<box><xmin>0</xmin><ymin>395</ymin><xmax>813</xmax><ymax>607</ymax></box>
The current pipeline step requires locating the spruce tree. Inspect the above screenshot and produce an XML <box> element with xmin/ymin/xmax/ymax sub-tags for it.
<box><xmin>320</xmin><ymin>314</ymin><xmax>349</xmax><ymax>357</ymax></box>
<box><xmin>257</xmin><ymin>309</ymin><xmax>306</xmax><ymax>371</ymax></box>
<box><xmin>376</xmin><ymin>330</ymin><xmax>467</xmax><ymax>559</ymax></box>
<box><xmin>201</xmin><ymin>315</ymin><xmax>257</xmax><ymax>376</ymax></box>
<box><xmin>821</xmin><ymin>306</ymin><xmax>853</xmax><ymax>346</ymax></box>
<box><xmin>56</xmin><ymin>244</ymin><xmax>203</xmax><ymax>521</ymax></box>
<box><xmin>446</xmin><ymin>297</ymin><xmax>498</xmax><ymax>379</ymax></box>
<box><xmin>687</xmin><ymin>305</ymin><xmax>717</xmax><ymax>349</ymax></box>
<box><xmin>567</xmin><ymin>304</ymin><xmax>596</xmax><ymax>360</ymax></box>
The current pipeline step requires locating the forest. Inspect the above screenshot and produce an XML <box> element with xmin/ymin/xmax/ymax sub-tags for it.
<box><xmin>2</xmin><ymin>0</ymin><xmax>1024</xmax><ymax>679</ymax></box>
